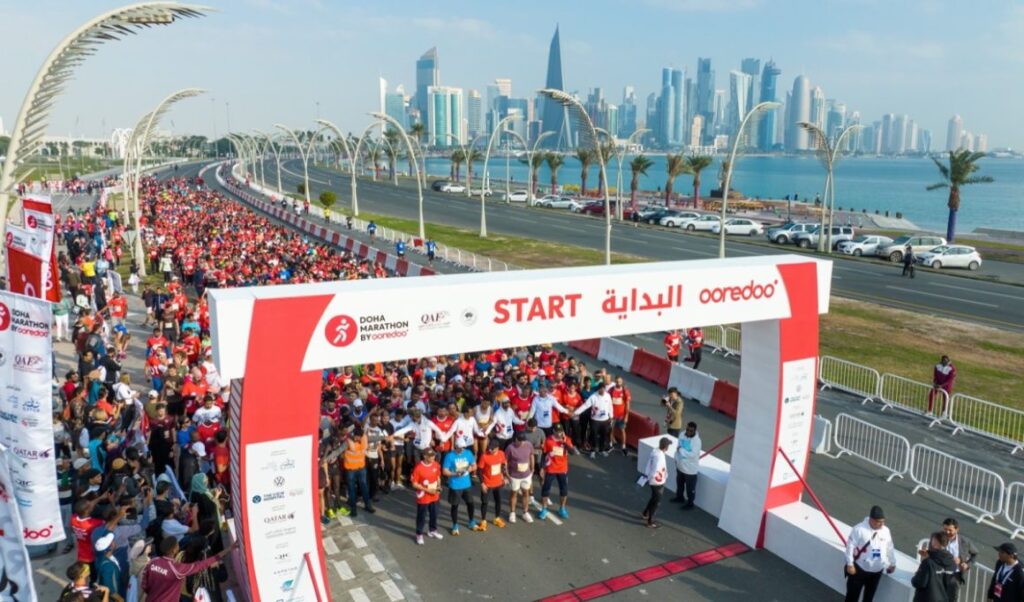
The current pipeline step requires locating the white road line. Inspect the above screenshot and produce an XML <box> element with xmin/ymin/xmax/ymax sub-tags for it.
<box><xmin>349</xmin><ymin>587</ymin><xmax>371</xmax><ymax>602</ymax></box>
<box><xmin>928</xmin><ymin>282</ymin><xmax>1024</xmax><ymax>301</ymax></box>
<box><xmin>333</xmin><ymin>560</ymin><xmax>355</xmax><ymax>580</ymax></box>
<box><xmin>322</xmin><ymin>536</ymin><xmax>339</xmax><ymax>555</ymax></box>
<box><xmin>339</xmin><ymin>515</ymin><xmax>353</xmax><ymax>527</ymax></box>
<box><xmin>884</xmin><ymin>286</ymin><xmax>999</xmax><ymax>308</ymax></box>
<box><xmin>529</xmin><ymin>499</ymin><xmax>563</xmax><ymax>525</ymax></box>
<box><xmin>381</xmin><ymin>579</ymin><xmax>406</xmax><ymax>601</ymax></box>
<box><xmin>363</xmin><ymin>553</ymin><xmax>385</xmax><ymax>573</ymax></box>
<box><xmin>670</xmin><ymin>246</ymin><xmax>716</xmax><ymax>257</ymax></box>
<box><xmin>349</xmin><ymin>530</ymin><xmax>368</xmax><ymax>549</ymax></box>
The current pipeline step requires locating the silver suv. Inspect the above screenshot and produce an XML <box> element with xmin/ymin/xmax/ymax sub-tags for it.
<box><xmin>794</xmin><ymin>225</ymin><xmax>855</xmax><ymax>249</ymax></box>
<box><xmin>876</xmin><ymin>234</ymin><xmax>947</xmax><ymax>263</ymax></box>
<box><xmin>766</xmin><ymin>222</ymin><xmax>816</xmax><ymax>244</ymax></box>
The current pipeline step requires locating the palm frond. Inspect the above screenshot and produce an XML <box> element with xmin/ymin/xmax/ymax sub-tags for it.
<box><xmin>925</xmin><ymin>183</ymin><xmax>949</xmax><ymax>191</ymax></box>
<box><xmin>962</xmin><ymin>176</ymin><xmax>994</xmax><ymax>185</ymax></box>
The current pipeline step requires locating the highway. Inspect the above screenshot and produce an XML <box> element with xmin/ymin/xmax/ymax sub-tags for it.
<box><xmin>262</xmin><ymin>157</ymin><xmax>1024</xmax><ymax>332</ymax></box>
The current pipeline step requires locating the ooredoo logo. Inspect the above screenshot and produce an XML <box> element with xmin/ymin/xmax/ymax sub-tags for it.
<box><xmin>324</xmin><ymin>314</ymin><xmax>358</xmax><ymax>347</ymax></box>
<box><xmin>699</xmin><ymin>279</ymin><xmax>779</xmax><ymax>304</ymax></box>
<box><xmin>0</xmin><ymin>302</ymin><xmax>9</xmax><ymax>331</ymax></box>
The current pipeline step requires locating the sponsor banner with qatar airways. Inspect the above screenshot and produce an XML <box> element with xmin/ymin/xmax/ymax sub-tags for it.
<box><xmin>0</xmin><ymin>291</ymin><xmax>64</xmax><ymax>545</ymax></box>
<box><xmin>0</xmin><ymin>445</ymin><xmax>37</xmax><ymax>601</ymax></box>
<box><xmin>283</xmin><ymin>257</ymin><xmax>833</xmax><ymax>372</ymax></box>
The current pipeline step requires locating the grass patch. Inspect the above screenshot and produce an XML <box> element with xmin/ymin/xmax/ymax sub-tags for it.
<box><xmin>358</xmin><ymin>211</ymin><xmax>644</xmax><ymax>268</ymax></box>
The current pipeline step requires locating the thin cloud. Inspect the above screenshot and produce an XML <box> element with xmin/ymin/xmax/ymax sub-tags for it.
<box><xmin>819</xmin><ymin>30</ymin><xmax>944</xmax><ymax>60</ymax></box>
<box><xmin>641</xmin><ymin>0</ymin><xmax>762</xmax><ymax>11</ymax></box>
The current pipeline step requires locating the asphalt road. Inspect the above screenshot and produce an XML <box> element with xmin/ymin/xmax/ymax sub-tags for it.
<box><xmin>260</xmin><ymin>157</ymin><xmax>1024</xmax><ymax>333</ymax></box>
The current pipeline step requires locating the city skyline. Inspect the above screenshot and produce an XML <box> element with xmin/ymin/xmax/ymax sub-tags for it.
<box><xmin>0</xmin><ymin>0</ymin><xmax>1019</xmax><ymax>150</ymax></box>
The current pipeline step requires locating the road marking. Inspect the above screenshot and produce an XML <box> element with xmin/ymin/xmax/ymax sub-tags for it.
<box><xmin>884</xmin><ymin>286</ymin><xmax>998</xmax><ymax>308</ymax></box>
<box><xmin>349</xmin><ymin>530</ymin><xmax>368</xmax><ymax>549</ymax></box>
<box><xmin>530</xmin><ymin>499</ymin><xmax>563</xmax><ymax>525</ymax></box>
<box><xmin>339</xmin><ymin>515</ymin><xmax>353</xmax><ymax>526</ymax></box>
<box><xmin>34</xmin><ymin>568</ymin><xmax>66</xmax><ymax>586</ymax></box>
<box><xmin>349</xmin><ymin>587</ymin><xmax>371</xmax><ymax>602</ymax></box>
<box><xmin>322</xmin><ymin>536</ymin><xmax>339</xmax><ymax>555</ymax></box>
<box><xmin>381</xmin><ymin>579</ymin><xmax>406</xmax><ymax>601</ymax></box>
<box><xmin>363</xmin><ymin>553</ymin><xmax>385</xmax><ymax>573</ymax></box>
<box><xmin>333</xmin><ymin>560</ymin><xmax>355</xmax><ymax>580</ymax></box>
<box><xmin>928</xmin><ymin>282</ymin><xmax>1024</xmax><ymax>301</ymax></box>
<box><xmin>670</xmin><ymin>246</ymin><xmax>716</xmax><ymax>257</ymax></box>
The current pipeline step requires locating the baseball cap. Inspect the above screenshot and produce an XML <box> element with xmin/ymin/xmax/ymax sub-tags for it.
<box><xmin>95</xmin><ymin>533</ymin><xmax>115</xmax><ymax>552</ymax></box>
<box><xmin>72</xmin><ymin>458</ymin><xmax>90</xmax><ymax>470</ymax></box>
<box><xmin>148</xmin><ymin>390</ymin><xmax>159</xmax><ymax>398</ymax></box>
<box><xmin>869</xmin><ymin>505</ymin><xmax>885</xmax><ymax>520</ymax></box>
<box><xmin>997</xmin><ymin>542</ymin><xmax>1019</xmax><ymax>556</ymax></box>
<box><xmin>111</xmin><ymin>458</ymin><xmax>127</xmax><ymax>471</ymax></box>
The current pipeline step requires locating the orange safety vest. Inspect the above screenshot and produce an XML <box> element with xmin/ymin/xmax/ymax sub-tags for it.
<box><xmin>343</xmin><ymin>435</ymin><xmax>368</xmax><ymax>470</ymax></box>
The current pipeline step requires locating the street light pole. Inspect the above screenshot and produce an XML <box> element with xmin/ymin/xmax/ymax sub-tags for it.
<box><xmin>799</xmin><ymin>122</ymin><xmax>864</xmax><ymax>253</ymax></box>
<box><xmin>718</xmin><ymin>101</ymin><xmax>781</xmax><ymax>258</ymax></box>
<box><xmin>480</xmin><ymin>114</ymin><xmax>521</xmax><ymax>237</ymax></box>
<box><xmin>527</xmin><ymin>131</ymin><xmax>555</xmax><ymax>204</ymax></box>
<box><xmin>539</xmin><ymin>89</ymin><xmax>611</xmax><ymax>264</ymax></box>
<box><xmin>275</xmin><ymin>124</ymin><xmax>311</xmax><ymax>204</ymax></box>
<box><xmin>371</xmin><ymin>112</ymin><xmax>426</xmax><ymax>240</ymax></box>
<box><xmin>315</xmin><ymin>119</ymin><xmax>356</xmax><ymax>215</ymax></box>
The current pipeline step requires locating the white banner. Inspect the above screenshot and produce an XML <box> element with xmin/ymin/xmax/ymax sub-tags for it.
<box><xmin>0</xmin><ymin>291</ymin><xmax>64</xmax><ymax>545</ymax></box>
<box><xmin>0</xmin><ymin>446</ymin><xmax>36</xmax><ymax>601</ymax></box>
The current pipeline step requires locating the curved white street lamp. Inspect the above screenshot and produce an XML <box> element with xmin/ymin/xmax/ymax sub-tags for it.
<box><xmin>526</xmin><ymin>131</ymin><xmax>556</xmax><ymax>204</ymax></box>
<box><xmin>438</xmin><ymin>133</ymin><xmax>486</xmax><ymax>198</ymax></box>
<box><xmin>799</xmin><ymin>122</ymin><xmax>865</xmax><ymax>253</ymax></box>
<box><xmin>315</xmin><ymin>119</ymin><xmax>356</xmax><ymax>215</ymax></box>
<box><xmin>350</xmin><ymin>121</ymin><xmax>388</xmax><ymax>216</ymax></box>
<box><xmin>480</xmin><ymin>114</ymin><xmax>521</xmax><ymax>237</ymax></box>
<box><xmin>539</xmin><ymin>88</ymin><xmax>611</xmax><ymax>264</ymax></box>
<box><xmin>596</xmin><ymin>127</ymin><xmax>649</xmax><ymax>220</ymax></box>
<box><xmin>275</xmin><ymin>124</ymin><xmax>312</xmax><ymax>204</ymax></box>
<box><xmin>717</xmin><ymin>101</ymin><xmax>782</xmax><ymax>258</ymax></box>
<box><xmin>371</xmin><ymin>112</ymin><xmax>425</xmax><ymax>240</ymax></box>
<box><xmin>256</xmin><ymin>130</ymin><xmax>286</xmax><ymax>194</ymax></box>
<box><xmin>0</xmin><ymin>2</ymin><xmax>209</xmax><ymax>256</ymax></box>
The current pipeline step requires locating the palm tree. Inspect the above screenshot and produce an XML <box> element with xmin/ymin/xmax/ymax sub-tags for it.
<box><xmin>365</xmin><ymin>145</ymin><xmax>382</xmax><ymax>181</ymax></box>
<box><xmin>408</xmin><ymin>123</ymin><xmax>426</xmax><ymax>179</ymax></box>
<box><xmin>596</xmin><ymin>143</ymin><xmax>616</xmax><ymax>196</ymax></box>
<box><xmin>545</xmin><ymin>152</ymin><xmax>565</xmax><ymax>194</ymax></box>
<box><xmin>382</xmin><ymin>143</ymin><xmax>401</xmax><ymax>185</ymax></box>
<box><xmin>450</xmin><ymin>148</ymin><xmax>465</xmax><ymax>180</ymax></box>
<box><xmin>684</xmin><ymin>154</ymin><xmax>714</xmax><ymax>209</ymax></box>
<box><xmin>408</xmin><ymin>123</ymin><xmax>426</xmax><ymax>146</ymax></box>
<box><xmin>464</xmin><ymin>148</ymin><xmax>483</xmax><ymax>189</ymax></box>
<box><xmin>629</xmin><ymin>155</ymin><xmax>654</xmax><ymax>212</ymax></box>
<box><xmin>576</xmin><ymin>149</ymin><xmax>594</xmax><ymax>196</ymax></box>
<box><xmin>528</xmin><ymin>152</ymin><xmax>546</xmax><ymax>199</ymax></box>
<box><xmin>664</xmin><ymin>153</ymin><xmax>692</xmax><ymax>206</ymax></box>
<box><xmin>927</xmin><ymin>149</ymin><xmax>994</xmax><ymax>242</ymax></box>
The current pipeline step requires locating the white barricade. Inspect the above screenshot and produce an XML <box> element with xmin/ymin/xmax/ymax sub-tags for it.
<box><xmin>948</xmin><ymin>393</ymin><xmax>1024</xmax><ymax>454</ymax></box>
<box><xmin>818</xmin><ymin>356</ymin><xmax>880</xmax><ymax>404</ymax></box>
<box><xmin>909</xmin><ymin>443</ymin><xmax>1005</xmax><ymax>522</ymax></box>
<box><xmin>879</xmin><ymin>373</ymin><xmax>947</xmax><ymax>427</ymax></box>
<box><xmin>597</xmin><ymin>337</ymin><xmax>637</xmax><ymax>371</ymax></box>
<box><xmin>723</xmin><ymin>326</ymin><xmax>741</xmax><ymax>357</ymax></box>
<box><xmin>833</xmin><ymin>413</ymin><xmax>911</xmax><ymax>481</ymax></box>
<box><xmin>667</xmin><ymin>362</ymin><xmax>716</xmax><ymax>407</ymax></box>
<box><xmin>1004</xmin><ymin>482</ymin><xmax>1024</xmax><ymax>539</ymax></box>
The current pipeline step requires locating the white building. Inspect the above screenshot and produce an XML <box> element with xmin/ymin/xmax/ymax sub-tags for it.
<box><xmin>946</xmin><ymin>115</ymin><xmax>963</xmax><ymax>151</ymax></box>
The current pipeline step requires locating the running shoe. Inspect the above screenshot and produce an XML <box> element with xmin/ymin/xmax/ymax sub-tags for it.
<box><xmin>473</xmin><ymin>520</ymin><xmax>487</xmax><ymax>532</ymax></box>
<box><xmin>557</xmin><ymin>508</ymin><xmax>569</xmax><ymax>520</ymax></box>
<box><xmin>468</xmin><ymin>519</ymin><xmax>481</xmax><ymax>531</ymax></box>
<box><xmin>523</xmin><ymin>512</ymin><xmax>534</xmax><ymax>523</ymax></box>
<box><xmin>493</xmin><ymin>517</ymin><xmax>506</xmax><ymax>528</ymax></box>
<box><xmin>428</xmin><ymin>531</ymin><xmax>444</xmax><ymax>540</ymax></box>
<box><xmin>508</xmin><ymin>512</ymin><xmax>517</xmax><ymax>524</ymax></box>
<box><xmin>537</xmin><ymin>508</ymin><xmax>549</xmax><ymax>520</ymax></box>
<box><xmin>416</xmin><ymin>534</ymin><xmax>425</xmax><ymax>545</ymax></box>
<box><xmin>451</xmin><ymin>525</ymin><xmax>460</xmax><ymax>536</ymax></box>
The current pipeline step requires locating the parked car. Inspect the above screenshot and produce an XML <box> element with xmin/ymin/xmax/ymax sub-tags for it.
<box><xmin>440</xmin><ymin>182</ymin><xmax>466</xmax><ymax>193</ymax></box>
<box><xmin>876</xmin><ymin>234</ymin><xmax>947</xmax><ymax>263</ymax></box>
<box><xmin>679</xmin><ymin>214</ymin><xmax>722</xmax><ymax>231</ymax></box>
<box><xmin>660</xmin><ymin>212</ymin><xmax>703</xmax><ymax>227</ymax></box>
<box><xmin>502</xmin><ymin>190</ymin><xmax>531</xmax><ymax>203</ymax></box>
<box><xmin>633</xmin><ymin>207</ymin><xmax>676</xmax><ymax>225</ymax></box>
<box><xmin>836</xmin><ymin>235</ymin><xmax>893</xmax><ymax>257</ymax></box>
<box><xmin>469</xmin><ymin>187</ymin><xmax>493</xmax><ymax>196</ymax></box>
<box><xmin>539</xmin><ymin>197</ymin><xmax>583</xmax><ymax>211</ymax></box>
<box><xmin>793</xmin><ymin>225</ymin><xmax>855</xmax><ymax>249</ymax></box>
<box><xmin>430</xmin><ymin>180</ymin><xmax>450</xmax><ymax>192</ymax></box>
<box><xmin>765</xmin><ymin>222</ymin><xmax>817</xmax><ymax>244</ymax></box>
<box><xmin>711</xmin><ymin>218</ymin><xmax>764</xmax><ymax>236</ymax></box>
<box><xmin>916</xmin><ymin>245</ymin><xmax>983</xmax><ymax>270</ymax></box>
<box><xmin>577</xmin><ymin>201</ymin><xmax>637</xmax><ymax>219</ymax></box>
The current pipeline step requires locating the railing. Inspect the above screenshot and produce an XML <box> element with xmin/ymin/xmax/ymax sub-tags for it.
<box><xmin>1004</xmin><ymin>482</ymin><xmax>1024</xmax><ymax>540</ymax></box>
<box><xmin>702</xmin><ymin>325</ymin><xmax>730</xmax><ymax>356</ymax></box>
<box><xmin>723</xmin><ymin>327</ymin><xmax>742</xmax><ymax>357</ymax></box>
<box><xmin>909</xmin><ymin>443</ymin><xmax>1005</xmax><ymax>523</ymax></box>
<box><xmin>777</xmin><ymin>447</ymin><xmax>847</xmax><ymax>546</ymax></box>
<box><xmin>948</xmin><ymin>394</ymin><xmax>1024</xmax><ymax>454</ymax></box>
<box><xmin>832</xmin><ymin>413</ymin><xmax>910</xmax><ymax>481</ymax></box>
<box><xmin>879</xmin><ymin>373</ymin><xmax>948</xmax><ymax>428</ymax></box>
<box><xmin>818</xmin><ymin>356</ymin><xmax>880</xmax><ymax>404</ymax></box>
<box><xmin>700</xmin><ymin>434</ymin><xmax>734</xmax><ymax>460</ymax></box>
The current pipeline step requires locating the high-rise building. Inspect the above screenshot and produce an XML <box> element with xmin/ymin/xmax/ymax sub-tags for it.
<box><xmin>961</xmin><ymin>131</ymin><xmax>974</xmax><ymax>151</ymax></box>
<box><xmin>919</xmin><ymin>129</ymin><xmax>932</xmax><ymax>154</ymax></box>
<box><xmin>671</xmin><ymin>68</ymin><xmax>684</xmax><ymax>145</ymax></box>
<box><xmin>846</xmin><ymin>110</ymin><xmax>861</xmax><ymax>152</ymax></box>
<box><xmin>494</xmin><ymin>78</ymin><xmax>512</xmax><ymax>97</ymax></box>
<box><xmin>427</xmin><ymin>85</ymin><xmax>463</xmax><ymax>147</ymax></box>
<box><xmin>728</xmin><ymin>71</ymin><xmax>752</xmax><ymax>142</ymax></box>
<box><xmin>809</xmin><ymin>87</ymin><xmax>826</xmax><ymax>136</ymax></box>
<box><xmin>757</xmin><ymin>60</ymin><xmax>780</xmax><ymax>151</ymax></box>
<box><xmin>696</xmin><ymin>58</ymin><xmax>715</xmax><ymax>143</ymax></box>
<box><xmin>892</xmin><ymin>114</ymin><xmax>909</xmax><ymax>154</ymax></box>
<box><xmin>656</xmin><ymin>68</ymin><xmax>675</xmax><ymax>147</ymax></box>
<box><xmin>379</xmin><ymin>77</ymin><xmax>388</xmax><ymax>118</ymax></box>
<box><xmin>689</xmin><ymin>115</ymin><xmax>704</xmax><ymax>148</ymax></box>
<box><xmin>826</xmin><ymin>101</ymin><xmax>846</xmax><ymax>140</ymax></box>
<box><xmin>740</xmin><ymin>58</ymin><xmax>761</xmax><ymax>114</ymax></box>
<box><xmin>619</xmin><ymin>86</ymin><xmax>638</xmax><ymax>138</ymax></box>
<box><xmin>946</xmin><ymin>115</ymin><xmax>963</xmax><ymax>151</ymax></box>
<box><xmin>713</xmin><ymin>89</ymin><xmax>726</xmax><ymax>135</ymax></box>
<box><xmin>0</xmin><ymin>114</ymin><xmax>6</xmax><ymax>137</ymax></box>
<box><xmin>880</xmin><ymin>114</ymin><xmax>895</xmax><ymax>154</ymax></box>
<box><xmin>683</xmin><ymin>78</ymin><xmax>697</xmax><ymax>143</ymax></box>
<box><xmin>975</xmin><ymin>133</ymin><xmax>987</xmax><ymax>152</ymax></box>
<box><xmin>384</xmin><ymin>84</ymin><xmax>408</xmax><ymax>132</ymax></box>
<box><xmin>467</xmin><ymin>89</ymin><xmax>483</xmax><ymax>139</ymax></box>
<box><xmin>906</xmin><ymin>120</ymin><xmax>918</xmax><ymax>154</ymax></box>
<box><xmin>416</xmin><ymin>47</ymin><xmax>439</xmax><ymax>125</ymax></box>
<box><xmin>539</xmin><ymin>26</ymin><xmax>569</xmax><ymax>149</ymax></box>
<box><xmin>786</xmin><ymin>75</ymin><xmax>811</xmax><ymax>151</ymax></box>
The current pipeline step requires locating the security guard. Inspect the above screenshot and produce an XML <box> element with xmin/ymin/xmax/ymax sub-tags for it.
<box><xmin>343</xmin><ymin>426</ymin><xmax>375</xmax><ymax>517</ymax></box>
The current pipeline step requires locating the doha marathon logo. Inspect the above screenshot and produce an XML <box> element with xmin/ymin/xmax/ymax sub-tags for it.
<box><xmin>0</xmin><ymin>302</ymin><xmax>10</xmax><ymax>331</ymax></box>
<box><xmin>324</xmin><ymin>314</ymin><xmax>358</xmax><ymax>348</ymax></box>
<box><xmin>325</xmin><ymin>312</ymin><xmax>409</xmax><ymax>346</ymax></box>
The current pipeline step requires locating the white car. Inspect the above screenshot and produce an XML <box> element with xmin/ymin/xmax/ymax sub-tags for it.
<box><xmin>502</xmin><ymin>190</ymin><xmax>531</xmax><ymax>202</ymax></box>
<box><xmin>916</xmin><ymin>245</ymin><xmax>983</xmax><ymax>270</ymax></box>
<box><xmin>836</xmin><ymin>235</ymin><xmax>893</xmax><ymax>257</ymax></box>
<box><xmin>440</xmin><ymin>182</ymin><xmax>466</xmax><ymax>193</ymax></box>
<box><xmin>660</xmin><ymin>212</ymin><xmax>703</xmax><ymax>227</ymax></box>
<box><xmin>711</xmin><ymin>218</ymin><xmax>764</xmax><ymax>236</ymax></box>
<box><xmin>538</xmin><ymin>196</ymin><xmax>582</xmax><ymax>210</ymax></box>
<box><xmin>679</xmin><ymin>214</ymin><xmax>722</xmax><ymax>231</ymax></box>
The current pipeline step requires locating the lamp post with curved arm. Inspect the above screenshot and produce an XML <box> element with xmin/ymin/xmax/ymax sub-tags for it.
<box><xmin>717</xmin><ymin>101</ymin><xmax>781</xmax><ymax>258</ymax></box>
<box><xmin>275</xmin><ymin>124</ymin><xmax>311</xmax><ymax>204</ymax></box>
<box><xmin>526</xmin><ymin>131</ymin><xmax>556</xmax><ymax>204</ymax></box>
<box><xmin>480</xmin><ymin>114</ymin><xmax>521</xmax><ymax>237</ymax></box>
<box><xmin>799</xmin><ymin>122</ymin><xmax>865</xmax><ymax>253</ymax></box>
<box><xmin>597</xmin><ymin>127</ymin><xmax>649</xmax><ymax>220</ymax></box>
<box><xmin>437</xmin><ymin>133</ymin><xmax>486</xmax><ymax>198</ymax></box>
<box><xmin>539</xmin><ymin>89</ymin><xmax>611</xmax><ymax>264</ymax></box>
<box><xmin>315</xmin><ymin>119</ymin><xmax>356</xmax><ymax>214</ymax></box>
<box><xmin>371</xmin><ymin>112</ymin><xmax>425</xmax><ymax>240</ymax></box>
<box><xmin>350</xmin><ymin>121</ymin><xmax>386</xmax><ymax>217</ymax></box>
<box><xmin>496</xmin><ymin>129</ymin><xmax>527</xmax><ymax>203</ymax></box>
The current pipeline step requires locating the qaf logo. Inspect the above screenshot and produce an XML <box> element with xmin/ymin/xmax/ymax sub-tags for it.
<box><xmin>418</xmin><ymin>310</ymin><xmax>451</xmax><ymax>331</ymax></box>
<box><xmin>324</xmin><ymin>314</ymin><xmax>358</xmax><ymax>348</ymax></box>
<box><xmin>14</xmin><ymin>355</ymin><xmax>44</xmax><ymax>374</ymax></box>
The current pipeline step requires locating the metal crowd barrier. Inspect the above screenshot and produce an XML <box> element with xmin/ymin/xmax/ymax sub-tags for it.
<box><xmin>723</xmin><ymin>327</ymin><xmax>742</xmax><ymax>357</ymax></box>
<box><xmin>879</xmin><ymin>373</ymin><xmax>948</xmax><ymax>428</ymax></box>
<box><xmin>1004</xmin><ymin>482</ymin><xmax>1024</xmax><ymax>540</ymax></box>
<box><xmin>909</xmin><ymin>443</ymin><xmax>1005</xmax><ymax>523</ymax></box>
<box><xmin>702</xmin><ymin>325</ymin><xmax>730</xmax><ymax>356</ymax></box>
<box><xmin>818</xmin><ymin>356</ymin><xmax>881</xmax><ymax>404</ymax></box>
<box><xmin>833</xmin><ymin>413</ymin><xmax>910</xmax><ymax>481</ymax></box>
<box><xmin>948</xmin><ymin>394</ymin><xmax>1024</xmax><ymax>455</ymax></box>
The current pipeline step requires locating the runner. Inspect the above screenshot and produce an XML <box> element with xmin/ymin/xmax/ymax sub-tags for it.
<box><xmin>537</xmin><ymin>424</ymin><xmax>576</xmax><ymax>521</ymax></box>
<box><xmin>609</xmin><ymin>375</ymin><xmax>632</xmax><ymax>456</ymax></box>
<box><xmin>410</xmin><ymin>448</ymin><xmax>444</xmax><ymax>545</ymax></box>
<box><xmin>442</xmin><ymin>439</ymin><xmax>478</xmax><ymax>535</ymax></box>
<box><xmin>574</xmin><ymin>382</ymin><xmax>614</xmax><ymax>457</ymax></box>
<box><xmin>476</xmin><ymin>438</ymin><xmax>509</xmax><ymax>530</ymax></box>
<box><xmin>663</xmin><ymin>329</ymin><xmax>683</xmax><ymax>362</ymax></box>
<box><xmin>505</xmin><ymin>431</ymin><xmax>536</xmax><ymax>524</ymax></box>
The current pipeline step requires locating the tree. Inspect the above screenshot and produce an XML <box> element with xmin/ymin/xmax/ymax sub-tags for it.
<box><xmin>365</xmin><ymin>145</ymin><xmax>382</xmax><ymax>181</ymax></box>
<box><xmin>575</xmin><ymin>148</ymin><xmax>594</xmax><ymax>196</ymax></box>
<box><xmin>545</xmin><ymin>152</ymin><xmax>565</xmax><ymax>194</ymax></box>
<box><xmin>382</xmin><ymin>143</ymin><xmax>401</xmax><ymax>184</ymax></box>
<box><xmin>450</xmin><ymin>148</ymin><xmax>465</xmax><ymax>180</ymax></box>
<box><xmin>664</xmin><ymin>153</ymin><xmax>692</xmax><ymax>206</ymax></box>
<box><xmin>629</xmin><ymin>155</ymin><xmax>654</xmax><ymax>212</ymax></box>
<box><xmin>297</xmin><ymin>182</ymin><xmax>306</xmax><ymax>195</ymax></box>
<box><xmin>408</xmin><ymin>122</ymin><xmax>426</xmax><ymax>146</ymax></box>
<box><xmin>926</xmin><ymin>149</ymin><xmax>994</xmax><ymax>242</ymax></box>
<box><xmin>596</xmin><ymin>143</ymin><xmax>616</xmax><ymax>196</ymax></box>
<box><xmin>528</xmin><ymin>152</ymin><xmax>546</xmax><ymax>199</ymax></box>
<box><xmin>319</xmin><ymin>190</ymin><xmax>337</xmax><ymax>209</ymax></box>
<box><xmin>463</xmin><ymin>148</ymin><xmax>482</xmax><ymax>188</ymax></box>
<box><xmin>684</xmin><ymin>154</ymin><xmax>714</xmax><ymax>209</ymax></box>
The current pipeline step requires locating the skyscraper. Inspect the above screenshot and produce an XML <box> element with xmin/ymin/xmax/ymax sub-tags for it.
<box><xmin>740</xmin><ymin>58</ymin><xmax>761</xmax><ymax>114</ymax></box>
<box><xmin>416</xmin><ymin>48</ymin><xmax>439</xmax><ymax>126</ymax></box>
<box><xmin>427</xmin><ymin>86</ymin><xmax>463</xmax><ymax>147</ymax></box>
<box><xmin>809</xmin><ymin>87</ymin><xmax>826</xmax><ymax>134</ymax></box>
<box><xmin>946</xmin><ymin>115</ymin><xmax>963</xmax><ymax>151</ymax></box>
<box><xmin>785</xmin><ymin>75</ymin><xmax>811</xmax><ymax>151</ymax></box>
<box><xmin>539</xmin><ymin>26</ymin><xmax>569</xmax><ymax>149</ymax></box>
<box><xmin>975</xmin><ymin>133</ymin><xmax>987</xmax><ymax>152</ymax></box>
<box><xmin>384</xmin><ymin>84</ymin><xmax>408</xmax><ymax>132</ymax></box>
<box><xmin>467</xmin><ymin>89</ymin><xmax>483</xmax><ymax>139</ymax></box>
<box><xmin>696</xmin><ymin>58</ymin><xmax>715</xmax><ymax>143</ymax></box>
<box><xmin>728</xmin><ymin>71</ymin><xmax>751</xmax><ymax>141</ymax></box>
<box><xmin>825</xmin><ymin>101</ymin><xmax>846</xmax><ymax>140</ymax></box>
<box><xmin>657</xmin><ymin>68</ymin><xmax>675</xmax><ymax>146</ymax></box>
<box><xmin>892</xmin><ymin>114</ymin><xmax>908</xmax><ymax>154</ymax></box>
<box><xmin>757</xmin><ymin>60</ymin><xmax>781</xmax><ymax>151</ymax></box>
<box><xmin>880</xmin><ymin>114</ymin><xmax>895</xmax><ymax>154</ymax></box>
<box><xmin>671</xmin><ymin>68</ymin><xmax>684</xmax><ymax>145</ymax></box>
<box><xmin>619</xmin><ymin>86</ymin><xmax>638</xmax><ymax>138</ymax></box>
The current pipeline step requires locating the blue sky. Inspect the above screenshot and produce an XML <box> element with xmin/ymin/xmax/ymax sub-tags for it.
<box><xmin>1</xmin><ymin>0</ymin><xmax>1021</xmax><ymax>149</ymax></box>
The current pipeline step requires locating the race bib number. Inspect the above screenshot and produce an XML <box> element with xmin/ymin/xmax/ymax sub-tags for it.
<box><xmin>552</xmin><ymin>447</ymin><xmax>564</xmax><ymax>457</ymax></box>
<box><xmin>455</xmin><ymin>459</ymin><xmax>468</xmax><ymax>472</ymax></box>
<box><xmin>490</xmin><ymin>464</ymin><xmax>501</xmax><ymax>476</ymax></box>
<box><xmin>516</xmin><ymin>463</ymin><xmax>529</xmax><ymax>473</ymax></box>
